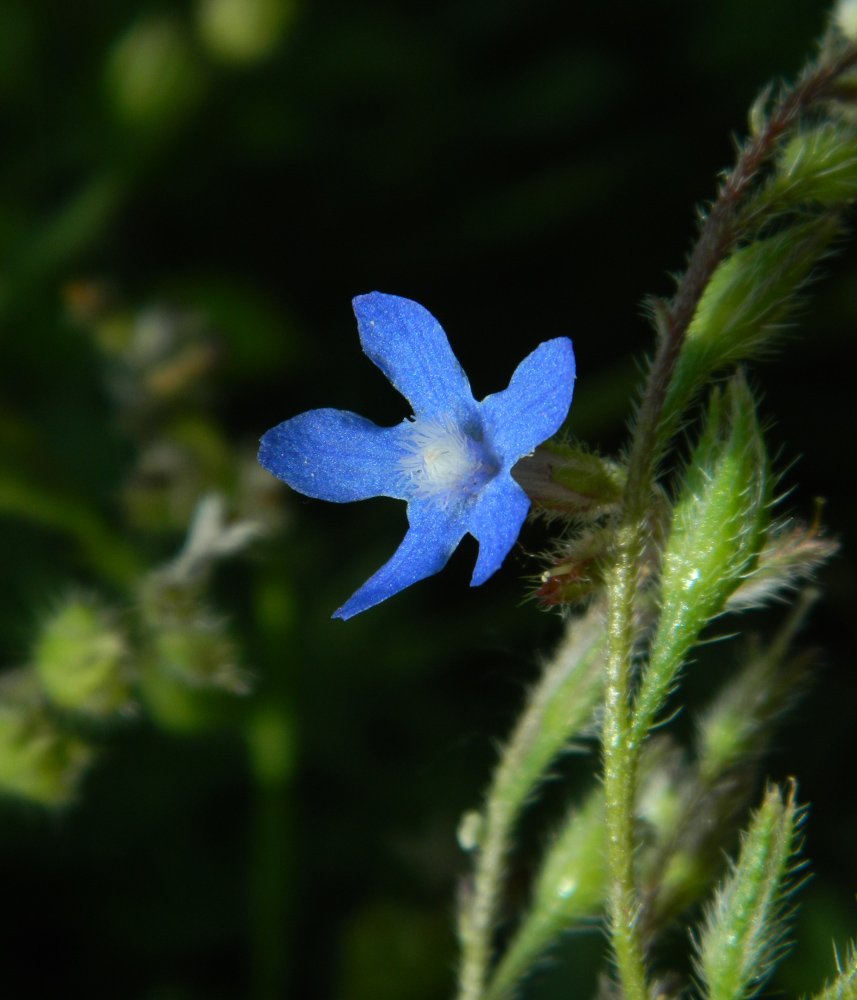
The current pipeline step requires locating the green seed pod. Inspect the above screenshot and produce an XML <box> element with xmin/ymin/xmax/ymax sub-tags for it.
<box><xmin>695</xmin><ymin>782</ymin><xmax>803</xmax><ymax>1000</ymax></box>
<box><xmin>34</xmin><ymin>597</ymin><xmax>130</xmax><ymax>717</ymax></box>
<box><xmin>633</xmin><ymin>375</ymin><xmax>771</xmax><ymax>743</ymax></box>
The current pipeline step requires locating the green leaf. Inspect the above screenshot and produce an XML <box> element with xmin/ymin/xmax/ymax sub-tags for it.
<box><xmin>661</xmin><ymin>216</ymin><xmax>840</xmax><ymax>440</ymax></box>
<box><xmin>696</xmin><ymin>591</ymin><xmax>816</xmax><ymax>783</ymax></box>
<box><xmin>696</xmin><ymin>782</ymin><xmax>804</xmax><ymax>1000</ymax></box>
<box><xmin>633</xmin><ymin>375</ymin><xmax>771</xmax><ymax>744</ymax></box>
<box><xmin>757</xmin><ymin>123</ymin><xmax>857</xmax><ymax>212</ymax></box>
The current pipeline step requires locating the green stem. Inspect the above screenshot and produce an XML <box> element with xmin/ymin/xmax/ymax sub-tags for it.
<box><xmin>599</xmin><ymin>42</ymin><xmax>857</xmax><ymax>1000</ymax></box>
<box><xmin>457</xmin><ymin>609</ymin><xmax>606</xmax><ymax>1000</ymax></box>
<box><xmin>603</xmin><ymin>528</ymin><xmax>649</xmax><ymax>1000</ymax></box>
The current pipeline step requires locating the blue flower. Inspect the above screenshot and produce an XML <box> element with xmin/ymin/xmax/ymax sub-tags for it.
<box><xmin>259</xmin><ymin>292</ymin><xmax>576</xmax><ymax>619</ymax></box>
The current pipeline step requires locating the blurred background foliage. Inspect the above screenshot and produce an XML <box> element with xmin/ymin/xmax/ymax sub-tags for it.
<box><xmin>1</xmin><ymin>1</ymin><xmax>856</xmax><ymax>998</ymax></box>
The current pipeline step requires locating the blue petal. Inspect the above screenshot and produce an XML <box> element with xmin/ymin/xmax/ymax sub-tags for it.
<box><xmin>481</xmin><ymin>338</ymin><xmax>576</xmax><ymax>464</ymax></box>
<box><xmin>353</xmin><ymin>292</ymin><xmax>479</xmax><ymax>429</ymax></box>
<box><xmin>333</xmin><ymin>500</ymin><xmax>465</xmax><ymax>619</ymax></box>
<box><xmin>259</xmin><ymin>409</ymin><xmax>410</xmax><ymax>502</ymax></box>
<box><xmin>466</xmin><ymin>473</ymin><xmax>531</xmax><ymax>586</ymax></box>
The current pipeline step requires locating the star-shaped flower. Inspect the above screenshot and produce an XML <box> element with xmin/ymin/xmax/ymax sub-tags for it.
<box><xmin>259</xmin><ymin>292</ymin><xmax>576</xmax><ymax>619</ymax></box>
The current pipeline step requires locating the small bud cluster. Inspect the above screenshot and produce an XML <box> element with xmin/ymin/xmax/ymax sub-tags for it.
<box><xmin>0</xmin><ymin>292</ymin><xmax>280</xmax><ymax>804</ymax></box>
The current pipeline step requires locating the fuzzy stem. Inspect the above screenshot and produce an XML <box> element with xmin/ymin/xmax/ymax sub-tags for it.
<box><xmin>457</xmin><ymin>610</ymin><xmax>606</xmax><ymax>1000</ymax></box>
<box><xmin>603</xmin><ymin>527</ymin><xmax>649</xmax><ymax>1000</ymax></box>
<box><xmin>600</xmin><ymin>41</ymin><xmax>857</xmax><ymax>1000</ymax></box>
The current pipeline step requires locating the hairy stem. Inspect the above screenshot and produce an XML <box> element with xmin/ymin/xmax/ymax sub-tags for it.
<box><xmin>603</xmin><ymin>527</ymin><xmax>649</xmax><ymax>1000</ymax></box>
<box><xmin>600</xmin><ymin>40</ymin><xmax>857</xmax><ymax>1000</ymax></box>
<box><xmin>457</xmin><ymin>610</ymin><xmax>606</xmax><ymax>1000</ymax></box>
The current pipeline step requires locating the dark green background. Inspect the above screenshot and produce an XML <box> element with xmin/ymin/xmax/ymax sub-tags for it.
<box><xmin>1</xmin><ymin>1</ymin><xmax>856</xmax><ymax>998</ymax></box>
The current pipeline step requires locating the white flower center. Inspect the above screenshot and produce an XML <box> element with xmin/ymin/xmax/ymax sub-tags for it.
<box><xmin>399</xmin><ymin>416</ymin><xmax>494</xmax><ymax>502</ymax></box>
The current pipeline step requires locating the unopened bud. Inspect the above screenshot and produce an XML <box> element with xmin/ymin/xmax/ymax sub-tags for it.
<box><xmin>537</xmin><ymin>529</ymin><xmax>609</xmax><ymax>606</ymax></box>
<box><xmin>34</xmin><ymin>597</ymin><xmax>130</xmax><ymax>717</ymax></box>
<box><xmin>0</xmin><ymin>675</ymin><xmax>94</xmax><ymax>805</ymax></box>
<box><xmin>512</xmin><ymin>443</ymin><xmax>623</xmax><ymax>520</ymax></box>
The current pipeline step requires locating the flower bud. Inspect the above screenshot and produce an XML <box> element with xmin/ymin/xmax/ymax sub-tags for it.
<box><xmin>0</xmin><ymin>674</ymin><xmax>94</xmax><ymax>805</ymax></box>
<box><xmin>536</xmin><ymin>529</ymin><xmax>609</xmax><ymax>606</ymax></box>
<box><xmin>765</xmin><ymin>123</ymin><xmax>857</xmax><ymax>208</ymax></box>
<box><xmin>34</xmin><ymin>597</ymin><xmax>130</xmax><ymax>717</ymax></box>
<box><xmin>662</xmin><ymin>216</ymin><xmax>840</xmax><ymax>439</ymax></box>
<box><xmin>512</xmin><ymin>443</ymin><xmax>623</xmax><ymax>520</ymax></box>
<box><xmin>695</xmin><ymin>782</ymin><xmax>802</xmax><ymax>1000</ymax></box>
<box><xmin>489</xmin><ymin>790</ymin><xmax>605</xmax><ymax>998</ymax></box>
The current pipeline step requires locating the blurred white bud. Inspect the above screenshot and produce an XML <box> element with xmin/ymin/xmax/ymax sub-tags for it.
<box><xmin>836</xmin><ymin>0</ymin><xmax>857</xmax><ymax>42</ymax></box>
<box><xmin>169</xmin><ymin>493</ymin><xmax>261</xmax><ymax>582</ymax></box>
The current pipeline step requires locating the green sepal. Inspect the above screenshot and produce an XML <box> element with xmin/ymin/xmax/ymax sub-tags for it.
<box><xmin>661</xmin><ymin>215</ymin><xmax>840</xmax><ymax>440</ymax></box>
<box><xmin>537</xmin><ymin>527</ymin><xmax>611</xmax><ymax>606</ymax></box>
<box><xmin>633</xmin><ymin>376</ymin><xmax>771</xmax><ymax>744</ymax></box>
<box><xmin>695</xmin><ymin>782</ymin><xmax>804</xmax><ymax>1000</ymax></box>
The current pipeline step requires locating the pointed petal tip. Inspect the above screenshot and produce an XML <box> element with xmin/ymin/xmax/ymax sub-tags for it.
<box><xmin>466</xmin><ymin>475</ymin><xmax>531</xmax><ymax>589</ymax></box>
<box><xmin>352</xmin><ymin>292</ymin><xmax>477</xmax><ymax>425</ymax></box>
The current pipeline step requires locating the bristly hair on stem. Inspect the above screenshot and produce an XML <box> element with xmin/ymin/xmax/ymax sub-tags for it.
<box><xmin>600</xmin><ymin>29</ymin><xmax>857</xmax><ymax>1000</ymax></box>
<box><xmin>457</xmin><ymin>22</ymin><xmax>857</xmax><ymax>1000</ymax></box>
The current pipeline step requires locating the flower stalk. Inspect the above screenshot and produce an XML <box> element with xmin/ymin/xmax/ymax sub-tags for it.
<box><xmin>599</xmin><ymin>34</ymin><xmax>857</xmax><ymax>1000</ymax></box>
